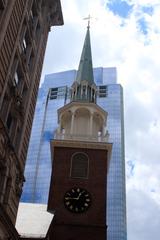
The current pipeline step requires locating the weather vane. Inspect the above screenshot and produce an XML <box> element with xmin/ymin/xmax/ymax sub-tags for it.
<box><xmin>83</xmin><ymin>14</ymin><xmax>92</xmax><ymax>28</ymax></box>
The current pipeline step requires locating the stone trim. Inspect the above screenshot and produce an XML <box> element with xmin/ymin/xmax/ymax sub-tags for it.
<box><xmin>51</xmin><ymin>139</ymin><xmax>112</xmax><ymax>151</ymax></box>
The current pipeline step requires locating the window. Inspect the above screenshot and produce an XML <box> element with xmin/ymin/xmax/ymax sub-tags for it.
<box><xmin>22</xmin><ymin>37</ymin><xmax>27</xmax><ymax>53</ymax></box>
<box><xmin>31</xmin><ymin>1</ymin><xmax>39</xmax><ymax>18</ymax></box>
<box><xmin>30</xmin><ymin>9</ymin><xmax>34</xmax><ymax>21</ymax></box>
<box><xmin>6</xmin><ymin>112</ymin><xmax>12</xmax><ymax>130</ymax></box>
<box><xmin>22</xmin><ymin>30</ymin><xmax>30</xmax><ymax>54</ymax></box>
<box><xmin>0</xmin><ymin>0</ymin><xmax>6</xmax><ymax>10</ymax></box>
<box><xmin>13</xmin><ymin>71</ymin><xmax>19</xmax><ymax>86</ymax></box>
<box><xmin>50</xmin><ymin>88</ymin><xmax>58</xmax><ymax>99</ymax></box>
<box><xmin>71</xmin><ymin>153</ymin><xmax>89</xmax><ymax>179</ymax></box>
<box><xmin>28</xmin><ymin>49</ymin><xmax>34</xmax><ymax>70</ymax></box>
<box><xmin>98</xmin><ymin>85</ymin><xmax>108</xmax><ymax>98</ymax></box>
<box><xmin>15</xmin><ymin>125</ymin><xmax>21</xmax><ymax>151</ymax></box>
<box><xmin>49</xmin><ymin>87</ymin><xmax>67</xmax><ymax>100</ymax></box>
<box><xmin>22</xmin><ymin>83</ymin><xmax>27</xmax><ymax>99</ymax></box>
<box><xmin>13</xmin><ymin>64</ymin><xmax>23</xmax><ymax>87</ymax></box>
<box><xmin>29</xmin><ymin>2</ymin><xmax>38</xmax><ymax>30</ymax></box>
<box><xmin>36</xmin><ymin>20</ymin><xmax>41</xmax><ymax>39</ymax></box>
<box><xmin>66</xmin><ymin>88</ymin><xmax>71</xmax><ymax>99</ymax></box>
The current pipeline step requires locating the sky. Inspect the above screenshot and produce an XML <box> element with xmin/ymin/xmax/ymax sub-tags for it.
<box><xmin>41</xmin><ymin>1</ymin><xmax>160</xmax><ymax>239</ymax></box>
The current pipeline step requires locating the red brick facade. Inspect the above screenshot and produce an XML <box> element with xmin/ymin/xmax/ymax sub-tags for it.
<box><xmin>47</xmin><ymin>140</ymin><xmax>112</xmax><ymax>240</ymax></box>
<box><xmin>47</xmin><ymin>223</ymin><xmax>106</xmax><ymax>240</ymax></box>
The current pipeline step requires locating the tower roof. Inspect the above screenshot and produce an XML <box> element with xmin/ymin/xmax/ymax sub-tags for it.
<box><xmin>76</xmin><ymin>26</ymin><xmax>94</xmax><ymax>84</ymax></box>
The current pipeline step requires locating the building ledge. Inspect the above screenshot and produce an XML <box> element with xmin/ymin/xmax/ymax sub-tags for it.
<box><xmin>51</xmin><ymin>138</ymin><xmax>112</xmax><ymax>151</ymax></box>
<box><xmin>54</xmin><ymin>132</ymin><xmax>110</xmax><ymax>143</ymax></box>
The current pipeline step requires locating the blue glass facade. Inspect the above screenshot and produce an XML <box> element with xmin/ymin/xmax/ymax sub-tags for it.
<box><xmin>21</xmin><ymin>67</ymin><xmax>127</xmax><ymax>240</ymax></box>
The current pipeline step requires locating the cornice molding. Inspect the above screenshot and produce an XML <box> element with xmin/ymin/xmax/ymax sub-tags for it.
<box><xmin>51</xmin><ymin>139</ymin><xmax>112</xmax><ymax>151</ymax></box>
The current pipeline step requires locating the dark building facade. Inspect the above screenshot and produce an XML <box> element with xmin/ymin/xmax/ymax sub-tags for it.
<box><xmin>0</xmin><ymin>0</ymin><xmax>63</xmax><ymax>239</ymax></box>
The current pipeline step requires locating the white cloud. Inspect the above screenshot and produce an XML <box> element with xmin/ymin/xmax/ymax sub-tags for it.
<box><xmin>129</xmin><ymin>0</ymin><xmax>159</xmax><ymax>5</ymax></box>
<box><xmin>127</xmin><ymin>189</ymin><xmax>160</xmax><ymax>240</ymax></box>
<box><xmin>41</xmin><ymin>1</ymin><xmax>160</xmax><ymax>239</ymax></box>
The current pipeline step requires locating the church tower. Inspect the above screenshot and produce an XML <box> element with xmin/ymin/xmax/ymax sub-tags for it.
<box><xmin>47</xmin><ymin>25</ymin><xmax>112</xmax><ymax>240</ymax></box>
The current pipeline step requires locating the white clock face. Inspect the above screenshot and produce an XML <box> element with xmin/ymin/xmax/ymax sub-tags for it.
<box><xmin>64</xmin><ymin>187</ymin><xmax>91</xmax><ymax>213</ymax></box>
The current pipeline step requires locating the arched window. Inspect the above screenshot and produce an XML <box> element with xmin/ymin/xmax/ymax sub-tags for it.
<box><xmin>70</xmin><ymin>152</ymin><xmax>89</xmax><ymax>179</ymax></box>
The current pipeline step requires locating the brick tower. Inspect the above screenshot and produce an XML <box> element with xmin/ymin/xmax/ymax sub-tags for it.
<box><xmin>47</xmin><ymin>24</ymin><xmax>112</xmax><ymax>240</ymax></box>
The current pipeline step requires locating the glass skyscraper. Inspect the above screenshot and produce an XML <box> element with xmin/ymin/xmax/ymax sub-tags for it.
<box><xmin>21</xmin><ymin>67</ymin><xmax>127</xmax><ymax>240</ymax></box>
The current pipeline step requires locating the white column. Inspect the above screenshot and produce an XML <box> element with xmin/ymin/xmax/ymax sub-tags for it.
<box><xmin>102</xmin><ymin>122</ymin><xmax>106</xmax><ymax>136</ymax></box>
<box><xmin>102</xmin><ymin>121</ymin><xmax>107</xmax><ymax>141</ymax></box>
<box><xmin>81</xmin><ymin>85</ymin><xmax>83</xmax><ymax>96</ymax></box>
<box><xmin>58</xmin><ymin>115</ymin><xmax>62</xmax><ymax>133</ymax></box>
<box><xmin>70</xmin><ymin>111</ymin><xmax>75</xmax><ymax>135</ymax></box>
<box><xmin>85</xmin><ymin>84</ymin><xmax>87</xmax><ymax>96</ymax></box>
<box><xmin>89</xmin><ymin>112</ymin><xmax>93</xmax><ymax>136</ymax></box>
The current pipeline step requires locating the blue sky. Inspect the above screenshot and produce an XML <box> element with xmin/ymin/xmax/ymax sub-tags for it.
<box><xmin>106</xmin><ymin>0</ymin><xmax>154</xmax><ymax>18</ymax></box>
<box><xmin>107</xmin><ymin>0</ymin><xmax>134</xmax><ymax>18</ymax></box>
<box><xmin>106</xmin><ymin>0</ymin><xmax>154</xmax><ymax>35</ymax></box>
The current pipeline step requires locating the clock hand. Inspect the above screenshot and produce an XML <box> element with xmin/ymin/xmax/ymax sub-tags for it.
<box><xmin>77</xmin><ymin>190</ymin><xmax>85</xmax><ymax>199</ymax></box>
<box><xmin>65</xmin><ymin>197</ymin><xmax>79</xmax><ymax>200</ymax></box>
<box><xmin>66</xmin><ymin>191</ymin><xmax>85</xmax><ymax>200</ymax></box>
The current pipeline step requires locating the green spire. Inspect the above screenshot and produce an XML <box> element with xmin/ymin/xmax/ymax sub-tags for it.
<box><xmin>71</xmin><ymin>25</ymin><xmax>97</xmax><ymax>103</ymax></box>
<box><xmin>76</xmin><ymin>26</ymin><xmax>94</xmax><ymax>84</ymax></box>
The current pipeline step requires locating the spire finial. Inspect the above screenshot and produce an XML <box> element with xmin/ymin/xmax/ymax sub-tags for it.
<box><xmin>83</xmin><ymin>14</ymin><xmax>92</xmax><ymax>28</ymax></box>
